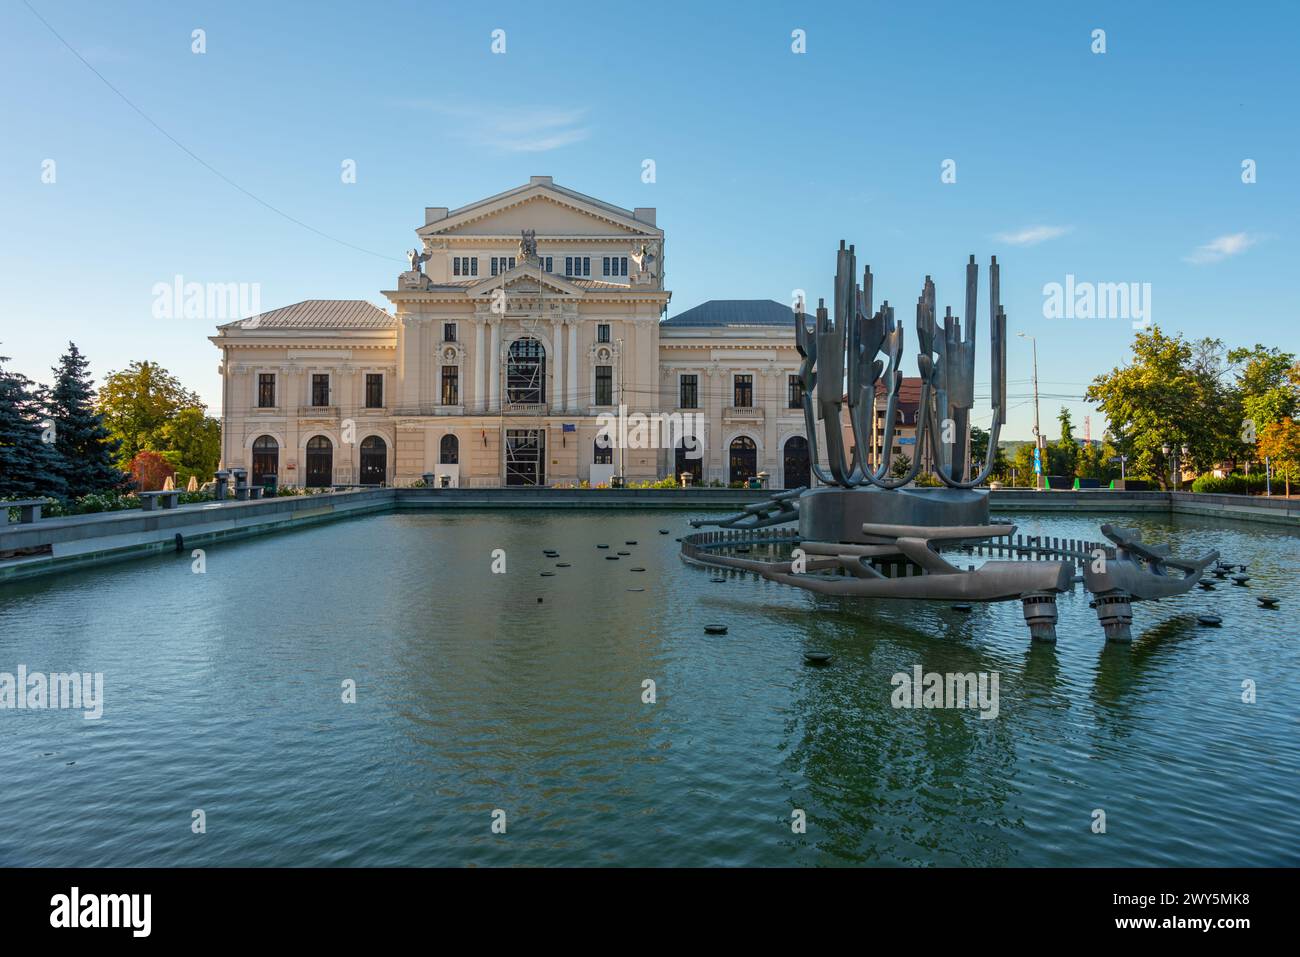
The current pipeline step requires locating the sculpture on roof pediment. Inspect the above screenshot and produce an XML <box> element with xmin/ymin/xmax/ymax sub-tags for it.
<box><xmin>518</xmin><ymin>229</ymin><xmax>539</xmax><ymax>265</ymax></box>
<box><xmin>406</xmin><ymin>247</ymin><xmax>431</xmax><ymax>274</ymax></box>
<box><xmin>400</xmin><ymin>246</ymin><xmax>434</xmax><ymax>290</ymax></box>
<box><xmin>630</xmin><ymin>241</ymin><xmax>659</xmax><ymax>281</ymax></box>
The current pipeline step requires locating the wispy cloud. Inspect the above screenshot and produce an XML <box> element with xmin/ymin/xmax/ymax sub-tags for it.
<box><xmin>1185</xmin><ymin>232</ymin><xmax>1258</xmax><ymax>264</ymax></box>
<box><xmin>994</xmin><ymin>225</ymin><xmax>1072</xmax><ymax>246</ymax></box>
<box><xmin>399</xmin><ymin>100</ymin><xmax>590</xmax><ymax>153</ymax></box>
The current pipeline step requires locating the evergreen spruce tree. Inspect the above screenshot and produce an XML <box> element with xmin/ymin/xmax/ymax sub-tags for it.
<box><xmin>47</xmin><ymin>342</ymin><xmax>125</xmax><ymax>497</ymax></box>
<box><xmin>0</xmin><ymin>353</ymin><xmax>66</xmax><ymax>499</ymax></box>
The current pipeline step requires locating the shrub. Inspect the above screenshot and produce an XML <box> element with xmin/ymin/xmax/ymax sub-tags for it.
<box><xmin>1190</xmin><ymin>473</ymin><xmax>1269</xmax><ymax>495</ymax></box>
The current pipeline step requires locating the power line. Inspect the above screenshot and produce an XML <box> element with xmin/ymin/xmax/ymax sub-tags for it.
<box><xmin>22</xmin><ymin>0</ymin><xmax>400</xmax><ymax>263</ymax></box>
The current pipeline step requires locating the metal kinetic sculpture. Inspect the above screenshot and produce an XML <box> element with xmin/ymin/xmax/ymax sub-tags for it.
<box><xmin>685</xmin><ymin>243</ymin><xmax>1216</xmax><ymax>643</ymax></box>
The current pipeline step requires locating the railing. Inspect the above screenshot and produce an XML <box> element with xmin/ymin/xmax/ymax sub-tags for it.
<box><xmin>723</xmin><ymin>406</ymin><xmax>763</xmax><ymax>421</ymax></box>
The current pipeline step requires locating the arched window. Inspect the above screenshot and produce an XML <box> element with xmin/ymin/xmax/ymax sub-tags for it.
<box><xmin>359</xmin><ymin>436</ymin><xmax>387</xmax><ymax>486</ymax></box>
<box><xmin>675</xmin><ymin>437</ymin><xmax>703</xmax><ymax>485</ymax></box>
<box><xmin>305</xmin><ymin>436</ymin><xmax>333</xmax><ymax>487</ymax></box>
<box><xmin>440</xmin><ymin>434</ymin><xmax>459</xmax><ymax>465</ymax></box>
<box><xmin>506</xmin><ymin>337</ymin><xmax>546</xmax><ymax>406</ymax></box>
<box><xmin>594</xmin><ymin>434</ymin><xmax>613</xmax><ymax>465</ymax></box>
<box><xmin>252</xmin><ymin>435</ymin><xmax>279</xmax><ymax>483</ymax></box>
<box><xmin>783</xmin><ymin>435</ymin><xmax>811</xmax><ymax>489</ymax></box>
<box><xmin>728</xmin><ymin>436</ymin><xmax>757</xmax><ymax>485</ymax></box>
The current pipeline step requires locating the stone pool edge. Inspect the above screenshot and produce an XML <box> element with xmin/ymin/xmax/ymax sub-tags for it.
<box><xmin>1</xmin><ymin>487</ymin><xmax>1294</xmax><ymax>584</ymax></box>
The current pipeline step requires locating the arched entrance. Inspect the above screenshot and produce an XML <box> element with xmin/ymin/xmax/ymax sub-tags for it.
<box><xmin>305</xmin><ymin>436</ymin><xmax>333</xmax><ymax>487</ymax></box>
<box><xmin>728</xmin><ymin>436</ymin><xmax>757</xmax><ymax>486</ymax></box>
<box><xmin>783</xmin><ymin>435</ymin><xmax>810</xmax><ymax>489</ymax></box>
<box><xmin>439</xmin><ymin>434</ymin><xmax>459</xmax><ymax>464</ymax></box>
<box><xmin>506</xmin><ymin>337</ymin><xmax>546</xmax><ymax>406</ymax></box>
<box><xmin>674</xmin><ymin>437</ymin><xmax>703</xmax><ymax>486</ymax></box>
<box><xmin>359</xmin><ymin>436</ymin><xmax>387</xmax><ymax>486</ymax></box>
<box><xmin>252</xmin><ymin>435</ymin><xmax>279</xmax><ymax>485</ymax></box>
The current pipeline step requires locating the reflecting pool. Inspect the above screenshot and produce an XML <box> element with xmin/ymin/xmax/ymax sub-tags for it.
<box><xmin>0</xmin><ymin>509</ymin><xmax>1296</xmax><ymax>866</ymax></box>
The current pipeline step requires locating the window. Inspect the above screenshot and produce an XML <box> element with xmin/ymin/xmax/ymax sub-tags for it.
<box><xmin>359</xmin><ymin>436</ymin><xmax>387</xmax><ymax>486</ymax></box>
<box><xmin>453</xmin><ymin>256</ymin><xmax>478</xmax><ymax>277</ymax></box>
<box><xmin>490</xmin><ymin>256</ymin><xmax>516</xmax><ymax>275</ymax></box>
<box><xmin>597</xmin><ymin>323</ymin><xmax>611</xmax><ymax>343</ymax></box>
<box><xmin>443</xmin><ymin>322</ymin><xmax>457</xmax><ymax>343</ymax></box>
<box><xmin>439</xmin><ymin>434</ymin><xmax>459</xmax><ymax>465</ymax></box>
<box><xmin>257</xmin><ymin>373</ymin><xmax>275</xmax><ymax>408</ymax></box>
<box><xmin>441</xmin><ymin>366</ymin><xmax>459</xmax><ymax>406</ymax></box>
<box><xmin>594</xmin><ymin>436</ymin><xmax>613</xmax><ymax>465</ymax></box>
<box><xmin>602</xmin><ymin>256</ymin><xmax>628</xmax><ymax>277</ymax></box>
<box><xmin>365</xmin><ymin>374</ymin><xmax>383</xmax><ymax>409</ymax></box>
<box><xmin>788</xmin><ymin>375</ymin><xmax>804</xmax><ymax>409</ymax></box>
<box><xmin>252</xmin><ymin>435</ymin><xmax>278</xmax><ymax>481</ymax></box>
<box><xmin>564</xmin><ymin>256</ymin><xmax>590</xmax><ymax>277</ymax></box>
<box><xmin>542</xmin><ymin>256</ymin><xmax>553</xmax><ymax>272</ymax></box>
<box><xmin>734</xmin><ymin>374</ymin><xmax>753</xmax><ymax>408</ymax></box>
<box><xmin>595</xmin><ymin>365</ymin><xmax>613</xmax><ymax>406</ymax></box>
<box><xmin>679</xmin><ymin>374</ymin><xmax>698</xmax><ymax>409</ymax></box>
<box><xmin>305</xmin><ymin>436</ymin><xmax>332</xmax><ymax>487</ymax></box>
<box><xmin>729</xmin><ymin>436</ymin><xmax>757</xmax><ymax>485</ymax></box>
<box><xmin>311</xmin><ymin>374</ymin><xmax>330</xmax><ymax>407</ymax></box>
<box><xmin>506</xmin><ymin>337</ymin><xmax>545</xmax><ymax>405</ymax></box>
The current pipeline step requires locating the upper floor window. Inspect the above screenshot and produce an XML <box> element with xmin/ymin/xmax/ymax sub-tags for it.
<box><xmin>490</xmin><ymin>256</ymin><xmax>516</xmax><ymax>276</ymax></box>
<box><xmin>602</xmin><ymin>256</ymin><xmax>628</xmax><ymax>277</ymax></box>
<box><xmin>258</xmin><ymin>373</ymin><xmax>276</xmax><ymax>408</ymax></box>
<box><xmin>441</xmin><ymin>366</ymin><xmax>459</xmax><ymax>406</ymax></box>
<box><xmin>597</xmin><ymin>323</ymin><xmax>611</xmax><ymax>343</ymax></box>
<box><xmin>788</xmin><ymin>375</ymin><xmax>804</xmax><ymax>409</ymax></box>
<box><xmin>564</xmin><ymin>256</ymin><xmax>590</xmax><ymax>277</ymax></box>
<box><xmin>541</xmin><ymin>256</ymin><xmax>553</xmax><ymax>272</ymax></box>
<box><xmin>365</xmin><ymin>373</ymin><xmax>384</xmax><ymax>409</ymax></box>
<box><xmin>734</xmin><ymin>374</ymin><xmax>753</xmax><ymax>408</ymax></box>
<box><xmin>679</xmin><ymin>374</ymin><xmax>698</xmax><ymax>410</ymax></box>
<box><xmin>444</xmin><ymin>322</ymin><xmax>457</xmax><ymax>343</ymax></box>
<box><xmin>595</xmin><ymin>365</ymin><xmax>613</xmax><ymax>406</ymax></box>
<box><xmin>594</xmin><ymin>436</ymin><xmax>613</xmax><ymax>465</ymax></box>
<box><xmin>453</xmin><ymin>256</ymin><xmax>478</xmax><ymax>277</ymax></box>
<box><xmin>311</xmin><ymin>373</ymin><xmax>330</xmax><ymax>407</ymax></box>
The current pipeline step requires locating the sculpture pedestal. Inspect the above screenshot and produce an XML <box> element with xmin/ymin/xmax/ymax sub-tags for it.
<box><xmin>798</xmin><ymin>486</ymin><xmax>990</xmax><ymax>544</ymax></box>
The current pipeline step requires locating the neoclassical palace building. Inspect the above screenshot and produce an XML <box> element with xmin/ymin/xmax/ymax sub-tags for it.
<box><xmin>211</xmin><ymin>177</ymin><xmax>820</xmax><ymax>488</ymax></box>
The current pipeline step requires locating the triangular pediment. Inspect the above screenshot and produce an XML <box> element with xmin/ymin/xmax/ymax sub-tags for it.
<box><xmin>465</xmin><ymin>263</ymin><xmax>583</xmax><ymax>298</ymax></box>
<box><xmin>419</xmin><ymin>183</ymin><xmax>659</xmax><ymax>239</ymax></box>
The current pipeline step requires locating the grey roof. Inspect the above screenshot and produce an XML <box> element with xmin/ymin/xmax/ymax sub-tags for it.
<box><xmin>220</xmin><ymin>299</ymin><xmax>395</xmax><ymax>330</ymax></box>
<box><xmin>661</xmin><ymin>299</ymin><xmax>799</xmax><ymax>328</ymax></box>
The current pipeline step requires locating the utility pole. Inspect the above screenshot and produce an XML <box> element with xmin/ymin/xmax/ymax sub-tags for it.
<box><xmin>1019</xmin><ymin>332</ymin><xmax>1044</xmax><ymax>490</ymax></box>
<box><xmin>617</xmin><ymin>337</ymin><xmax>625</xmax><ymax>484</ymax></box>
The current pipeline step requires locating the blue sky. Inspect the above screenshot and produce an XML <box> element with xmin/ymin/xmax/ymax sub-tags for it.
<box><xmin>1</xmin><ymin>0</ymin><xmax>1296</xmax><ymax>441</ymax></box>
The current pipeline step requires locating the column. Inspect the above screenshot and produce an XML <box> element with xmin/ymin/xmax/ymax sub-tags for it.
<box><xmin>488</xmin><ymin>318</ymin><xmax>501</xmax><ymax>413</ymax></box>
<box><xmin>550</xmin><ymin>319</ymin><xmax>564</xmax><ymax>412</ymax></box>
<box><xmin>474</xmin><ymin>319</ymin><xmax>485</xmax><ymax>411</ymax></box>
<box><xmin>567</xmin><ymin>321</ymin><xmax>578</xmax><ymax>412</ymax></box>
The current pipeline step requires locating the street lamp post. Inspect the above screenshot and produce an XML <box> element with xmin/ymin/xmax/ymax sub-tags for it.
<box><xmin>1018</xmin><ymin>332</ymin><xmax>1044</xmax><ymax>490</ymax></box>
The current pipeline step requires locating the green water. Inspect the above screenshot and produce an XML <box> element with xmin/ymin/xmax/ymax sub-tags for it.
<box><xmin>0</xmin><ymin>508</ymin><xmax>1296</xmax><ymax>866</ymax></box>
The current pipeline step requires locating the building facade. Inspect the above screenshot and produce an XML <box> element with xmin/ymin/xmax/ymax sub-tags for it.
<box><xmin>211</xmin><ymin>178</ymin><xmax>816</xmax><ymax>489</ymax></box>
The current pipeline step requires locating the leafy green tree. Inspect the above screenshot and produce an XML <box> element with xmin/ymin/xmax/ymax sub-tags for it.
<box><xmin>97</xmin><ymin>361</ymin><xmax>203</xmax><ymax>467</ymax></box>
<box><xmin>1258</xmin><ymin>417</ymin><xmax>1300</xmax><ymax>496</ymax></box>
<box><xmin>159</xmin><ymin>407</ymin><xmax>221</xmax><ymax>485</ymax></box>
<box><xmin>0</xmin><ymin>353</ymin><xmax>65</xmax><ymax>498</ymax></box>
<box><xmin>46</xmin><ymin>342</ymin><xmax>126</xmax><ymax>497</ymax></box>
<box><xmin>1086</xmin><ymin>326</ymin><xmax>1239</xmax><ymax>489</ymax></box>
